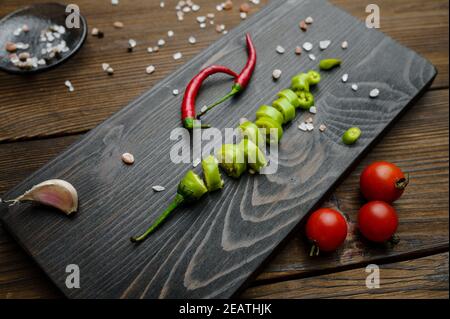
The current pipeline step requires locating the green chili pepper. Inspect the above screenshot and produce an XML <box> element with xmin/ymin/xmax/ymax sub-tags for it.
<box><xmin>255</xmin><ymin>117</ymin><xmax>283</xmax><ymax>144</ymax></box>
<box><xmin>307</xmin><ymin>70</ymin><xmax>321</xmax><ymax>85</ymax></box>
<box><xmin>239</xmin><ymin>139</ymin><xmax>267</xmax><ymax>172</ymax></box>
<box><xmin>201</xmin><ymin>155</ymin><xmax>224</xmax><ymax>192</ymax></box>
<box><xmin>295</xmin><ymin>90</ymin><xmax>315</xmax><ymax>110</ymax></box>
<box><xmin>342</xmin><ymin>127</ymin><xmax>361</xmax><ymax>145</ymax></box>
<box><xmin>319</xmin><ymin>59</ymin><xmax>342</xmax><ymax>70</ymax></box>
<box><xmin>272</xmin><ymin>98</ymin><xmax>296</xmax><ymax>124</ymax></box>
<box><xmin>277</xmin><ymin>89</ymin><xmax>301</xmax><ymax>108</ymax></box>
<box><xmin>216</xmin><ymin>144</ymin><xmax>247</xmax><ymax>178</ymax></box>
<box><xmin>239</xmin><ymin>121</ymin><xmax>265</xmax><ymax>146</ymax></box>
<box><xmin>130</xmin><ymin>170</ymin><xmax>208</xmax><ymax>243</ymax></box>
<box><xmin>256</xmin><ymin>105</ymin><xmax>284</xmax><ymax>126</ymax></box>
<box><xmin>291</xmin><ymin>73</ymin><xmax>310</xmax><ymax>92</ymax></box>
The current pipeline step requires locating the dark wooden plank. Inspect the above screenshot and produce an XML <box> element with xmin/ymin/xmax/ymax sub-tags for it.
<box><xmin>242</xmin><ymin>253</ymin><xmax>449</xmax><ymax>299</ymax></box>
<box><xmin>0</xmin><ymin>0</ymin><xmax>447</xmax><ymax>143</ymax></box>
<box><xmin>0</xmin><ymin>0</ymin><xmax>437</xmax><ymax>299</ymax></box>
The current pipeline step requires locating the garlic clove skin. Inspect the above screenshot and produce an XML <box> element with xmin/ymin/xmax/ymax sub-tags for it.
<box><xmin>8</xmin><ymin>179</ymin><xmax>78</xmax><ymax>215</ymax></box>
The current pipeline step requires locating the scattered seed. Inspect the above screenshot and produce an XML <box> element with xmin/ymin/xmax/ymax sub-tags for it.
<box><xmin>102</xmin><ymin>63</ymin><xmax>110</xmax><ymax>71</ymax></box>
<box><xmin>351</xmin><ymin>84</ymin><xmax>359</xmax><ymax>91</ymax></box>
<box><xmin>177</xmin><ymin>11</ymin><xmax>184</xmax><ymax>21</ymax></box>
<box><xmin>5</xmin><ymin>42</ymin><xmax>17</xmax><ymax>52</ymax></box>
<box><xmin>37</xmin><ymin>59</ymin><xmax>46</xmax><ymax>66</ymax></box>
<box><xmin>196</xmin><ymin>16</ymin><xmax>206</xmax><ymax>23</ymax></box>
<box><xmin>240</xmin><ymin>3</ymin><xmax>251</xmax><ymax>13</ymax></box>
<box><xmin>319</xmin><ymin>124</ymin><xmax>327</xmax><ymax>132</ymax></box>
<box><xmin>113</xmin><ymin>21</ymin><xmax>124</xmax><ymax>28</ymax></box>
<box><xmin>22</xmin><ymin>24</ymin><xmax>30</xmax><ymax>33</ymax></box>
<box><xmin>91</xmin><ymin>28</ymin><xmax>99</xmax><ymax>36</ymax></box>
<box><xmin>192</xmin><ymin>4</ymin><xmax>200</xmax><ymax>11</ymax></box>
<box><xmin>223</xmin><ymin>0</ymin><xmax>233</xmax><ymax>10</ymax></box>
<box><xmin>216</xmin><ymin>4</ymin><xmax>223</xmax><ymax>11</ymax></box>
<box><xmin>188</xmin><ymin>36</ymin><xmax>197</xmax><ymax>44</ymax></box>
<box><xmin>309</xmin><ymin>106</ymin><xmax>317</xmax><ymax>114</ymax></box>
<box><xmin>302</xmin><ymin>42</ymin><xmax>313</xmax><ymax>51</ymax></box>
<box><xmin>160</xmin><ymin>1</ymin><xmax>165</xmax><ymax>8</ymax></box>
<box><xmin>276</xmin><ymin>45</ymin><xmax>285</xmax><ymax>54</ymax></box>
<box><xmin>111</xmin><ymin>0</ymin><xmax>119</xmax><ymax>5</ymax></box>
<box><xmin>250</xmin><ymin>0</ymin><xmax>260</xmax><ymax>4</ymax></box>
<box><xmin>193</xmin><ymin>158</ymin><xmax>201</xmax><ymax>167</ymax></box>
<box><xmin>272</xmin><ymin>69</ymin><xmax>282</xmax><ymax>80</ymax></box>
<box><xmin>299</xmin><ymin>20</ymin><xmax>308</xmax><ymax>31</ymax></box>
<box><xmin>341</xmin><ymin>41</ymin><xmax>348</xmax><ymax>49</ymax></box>
<box><xmin>308</xmin><ymin>54</ymin><xmax>316</xmax><ymax>61</ymax></box>
<box><xmin>306</xmin><ymin>123</ymin><xmax>314</xmax><ymax>131</ymax></box>
<box><xmin>158</xmin><ymin>39</ymin><xmax>166</xmax><ymax>46</ymax></box>
<box><xmin>305</xmin><ymin>16</ymin><xmax>314</xmax><ymax>24</ymax></box>
<box><xmin>173</xmin><ymin>89</ymin><xmax>179</xmax><ymax>96</ymax></box>
<box><xmin>18</xmin><ymin>52</ymin><xmax>30</xmax><ymax>61</ymax></box>
<box><xmin>182</xmin><ymin>6</ymin><xmax>191</xmax><ymax>13</ymax></box>
<box><xmin>319</xmin><ymin>40</ymin><xmax>331</xmax><ymax>50</ymax></box>
<box><xmin>128</xmin><ymin>39</ymin><xmax>137</xmax><ymax>52</ymax></box>
<box><xmin>147</xmin><ymin>47</ymin><xmax>153</xmax><ymax>53</ymax></box>
<box><xmin>106</xmin><ymin>67</ymin><xmax>114</xmax><ymax>75</ymax></box>
<box><xmin>240</xmin><ymin>12</ymin><xmax>248</xmax><ymax>20</ymax></box>
<box><xmin>370</xmin><ymin>88</ymin><xmax>380</xmax><ymax>98</ymax></box>
<box><xmin>152</xmin><ymin>185</ymin><xmax>166</xmax><ymax>192</ymax></box>
<box><xmin>216</xmin><ymin>24</ymin><xmax>225</xmax><ymax>33</ymax></box>
<box><xmin>298</xmin><ymin>122</ymin><xmax>308</xmax><ymax>131</ymax></box>
<box><xmin>200</xmin><ymin>23</ymin><xmax>207</xmax><ymax>29</ymax></box>
<box><xmin>146</xmin><ymin>65</ymin><xmax>156</xmax><ymax>74</ymax></box>
<box><xmin>207</xmin><ymin>13</ymin><xmax>215</xmax><ymax>19</ymax></box>
<box><xmin>295</xmin><ymin>46</ymin><xmax>302</xmax><ymax>55</ymax></box>
<box><xmin>342</xmin><ymin>74</ymin><xmax>349</xmax><ymax>83</ymax></box>
<box><xmin>168</xmin><ymin>30</ymin><xmax>174</xmax><ymax>37</ymax></box>
<box><xmin>16</xmin><ymin>42</ymin><xmax>29</xmax><ymax>50</ymax></box>
<box><xmin>121</xmin><ymin>153</ymin><xmax>135</xmax><ymax>165</ymax></box>
<box><xmin>173</xmin><ymin>52</ymin><xmax>183</xmax><ymax>60</ymax></box>
<box><xmin>64</xmin><ymin>80</ymin><xmax>74</xmax><ymax>92</ymax></box>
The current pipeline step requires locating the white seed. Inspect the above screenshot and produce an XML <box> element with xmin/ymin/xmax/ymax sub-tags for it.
<box><xmin>298</xmin><ymin>122</ymin><xmax>308</xmax><ymax>131</ymax></box>
<box><xmin>13</xmin><ymin>27</ymin><xmax>22</xmax><ymax>36</ymax></box>
<box><xmin>319</xmin><ymin>124</ymin><xmax>327</xmax><ymax>132</ymax></box>
<box><xmin>319</xmin><ymin>40</ymin><xmax>331</xmax><ymax>50</ymax></box>
<box><xmin>158</xmin><ymin>39</ymin><xmax>166</xmax><ymax>46</ymax></box>
<box><xmin>305</xmin><ymin>16</ymin><xmax>314</xmax><ymax>24</ymax></box>
<box><xmin>306</xmin><ymin>123</ymin><xmax>314</xmax><ymax>131</ymax></box>
<box><xmin>177</xmin><ymin>11</ymin><xmax>184</xmax><ymax>21</ymax></box>
<box><xmin>207</xmin><ymin>13</ymin><xmax>215</xmax><ymax>19</ymax></box>
<box><xmin>147</xmin><ymin>47</ymin><xmax>153</xmax><ymax>53</ymax></box>
<box><xmin>240</xmin><ymin>12</ymin><xmax>247</xmax><ymax>20</ymax></box>
<box><xmin>168</xmin><ymin>30</ymin><xmax>174</xmax><ymax>37</ymax></box>
<box><xmin>193</xmin><ymin>158</ymin><xmax>201</xmax><ymax>168</ymax></box>
<box><xmin>196</xmin><ymin>16</ymin><xmax>206</xmax><ymax>23</ymax></box>
<box><xmin>64</xmin><ymin>80</ymin><xmax>74</xmax><ymax>92</ymax></box>
<box><xmin>192</xmin><ymin>4</ymin><xmax>200</xmax><ymax>11</ymax></box>
<box><xmin>342</xmin><ymin>73</ymin><xmax>349</xmax><ymax>83</ymax></box>
<box><xmin>370</xmin><ymin>88</ymin><xmax>380</xmax><ymax>98</ymax></box>
<box><xmin>91</xmin><ymin>28</ymin><xmax>99</xmax><ymax>36</ymax></box>
<box><xmin>172</xmin><ymin>89</ymin><xmax>179</xmax><ymax>96</ymax></box>
<box><xmin>200</xmin><ymin>23</ymin><xmax>207</xmax><ymax>29</ymax></box>
<box><xmin>188</xmin><ymin>36</ymin><xmax>197</xmax><ymax>44</ymax></box>
<box><xmin>216</xmin><ymin>24</ymin><xmax>225</xmax><ymax>32</ymax></box>
<box><xmin>102</xmin><ymin>63</ymin><xmax>110</xmax><ymax>71</ymax></box>
<box><xmin>309</xmin><ymin>106</ymin><xmax>317</xmax><ymax>114</ymax></box>
<box><xmin>37</xmin><ymin>59</ymin><xmax>46</xmax><ymax>66</ymax></box>
<box><xmin>106</xmin><ymin>67</ymin><xmax>114</xmax><ymax>75</ymax></box>
<box><xmin>121</xmin><ymin>153</ymin><xmax>135</xmax><ymax>165</ymax></box>
<box><xmin>351</xmin><ymin>84</ymin><xmax>359</xmax><ymax>91</ymax></box>
<box><xmin>341</xmin><ymin>41</ymin><xmax>348</xmax><ymax>49</ymax></box>
<box><xmin>146</xmin><ymin>65</ymin><xmax>156</xmax><ymax>74</ymax></box>
<box><xmin>173</xmin><ymin>52</ymin><xmax>183</xmax><ymax>60</ymax></box>
<box><xmin>308</xmin><ymin>54</ymin><xmax>316</xmax><ymax>61</ymax></box>
<box><xmin>128</xmin><ymin>39</ymin><xmax>137</xmax><ymax>50</ymax></box>
<box><xmin>160</xmin><ymin>1</ymin><xmax>165</xmax><ymax>8</ymax></box>
<box><xmin>111</xmin><ymin>0</ymin><xmax>119</xmax><ymax>5</ymax></box>
<box><xmin>276</xmin><ymin>45</ymin><xmax>285</xmax><ymax>54</ymax></box>
<box><xmin>153</xmin><ymin>46</ymin><xmax>159</xmax><ymax>52</ymax></box>
<box><xmin>113</xmin><ymin>21</ymin><xmax>124</xmax><ymax>28</ymax></box>
<box><xmin>216</xmin><ymin>4</ymin><xmax>223</xmax><ymax>11</ymax></box>
<box><xmin>302</xmin><ymin>42</ymin><xmax>313</xmax><ymax>51</ymax></box>
<box><xmin>152</xmin><ymin>185</ymin><xmax>166</xmax><ymax>192</ymax></box>
<box><xmin>272</xmin><ymin>69</ymin><xmax>282</xmax><ymax>80</ymax></box>
<box><xmin>182</xmin><ymin>6</ymin><xmax>191</xmax><ymax>13</ymax></box>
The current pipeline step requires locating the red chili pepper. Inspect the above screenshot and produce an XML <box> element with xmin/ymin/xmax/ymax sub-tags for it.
<box><xmin>197</xmin><ymin>33</ymin><xmax>256</xmax><ymax>118</ymax></box>
<box><xmin>182</xmin><ymin>65</ymin><xmax>238</xmax><ymax>129</ymax></box>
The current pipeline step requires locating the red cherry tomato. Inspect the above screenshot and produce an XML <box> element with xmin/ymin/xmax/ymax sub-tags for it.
<box><xmin>305</xmin><ymin>208</ymin><xmax>348</xmax><ymax>254</ymax></box>
<box><xmin>360</xmin><ymin>161</ymin><xmax>408</xmax><ymax>203</ymax></box>
<box><xmin>358</xmin><ymin>201</ymin><xmax>398</xmax><ymax>243</ymax></box>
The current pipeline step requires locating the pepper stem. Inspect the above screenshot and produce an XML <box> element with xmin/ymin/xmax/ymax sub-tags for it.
<box><xmin>197</xmin><ymin>86</ymin><xmax>241</xmax><ymax>119</ymax></box>
<box><xmin>130</xmin><ymin>193</ymin><xmax>185</xmax><ymax>243</ymax></box>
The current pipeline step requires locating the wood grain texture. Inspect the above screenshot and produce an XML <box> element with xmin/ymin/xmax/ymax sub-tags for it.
<box><xmin>0</xmin><ymin>0</ymin><xmax>437</xmax><ymax>299</ymax></box>
<box><xmin>0</xmin><ymin>0</ymin><xmax>447</xmax><ymax>142</ymax></box>
<box><xmin>242</xmin><ymin>253</ymin><xmax>449</xmax><ymax>299</ymax></box>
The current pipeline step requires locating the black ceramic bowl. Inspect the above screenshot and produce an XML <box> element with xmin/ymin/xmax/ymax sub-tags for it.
<box><xmin>0</xmin><ymin>2</ymin><xmax>87</xmax><ymax>74</ymax></box>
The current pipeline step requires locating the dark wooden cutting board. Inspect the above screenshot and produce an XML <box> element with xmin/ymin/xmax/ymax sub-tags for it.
<box><xmin>0</xmin><ymin>0</ymin><xmax>436</xmax><ymax>299</ymax></box>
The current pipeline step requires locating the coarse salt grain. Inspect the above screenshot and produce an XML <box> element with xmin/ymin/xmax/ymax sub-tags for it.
<box><xmin>200</xmin><ymin>23</ymin><xmax>207</xmax><ymax>29</ymax></box>
<box><xmin>64</xmin><ymin>80</ymin><xmax>74</xmax><ymax>92</ymax></box>
<box><xmin>188</xmin><ymin>36</ymin><xmax>197</xmax><ymax>44</ymax></box>
<box><xmin>168</xmin><ymin>30</ymin><xmax>174</xmax><ymax>37</ymax></box>
<box><xmin>302</xmin><ymin>42</ymin><xmax>313</xmax><ymax>51</ymax></box>
<box><xmin>152</xmin><ymin>185</ymin><xmax>166</xmax><ymax>192</ymax></box>
<box><xmin>207</xmin><ymin>13</ymin><xmax>215</xmax><ymax>19</ymax></box>
<box><xmin>160</xmin><ymin>1</ymin><xmax>165</xmax><ymax>8</ymax></box>
<box><xmin>370</xmin><ymin>88</ymin><xmax>380</xmax><ymax>98</ymax></box>
<box><xmin>111</xmin><ymin>0</ymin><xmax>119</xmax><ymax>5</ymax></box>
<box><xmin>272</xmin><ymin>69</ymin><xmax>282</xmax><ymax>80</ymax></box>
<box><xmin>121</xmin><ymin>153</ymin><xmax>135</xmax><ymax>165</ymax></box>
<box><xmin>147</xmin><ymin>47</ymin><xmax>153</xmax><ymax>53</ymax></box>
<box><xmin>113</xmin><ymin>21</ymin><xmax>124</xmax><ymax>28</ymax></box>
<box><xmin>319</xmin><ymin>40</ymin><xmax>331</xmax><ymax>50</ymax></box>
<box><xmin>102</xmin><ymin>63</ymin><xmax>110</xmax><ymax>71</ymax></box>
<box><xmin>196</xmin><ymin>16</ymin><xmax>206</xmax><ymax>23</ymax></box>
<box><xmin>192</xmin><ymin>4</ymin><xmax>200</xmax><ymax>11</ymax></box>
<box><xmin>276</xmin><ymin>45</ymin><xmax>285</xmax><ymax>54</ymax></box>
<box><xmin>240</xmin><ymin>12</ymin><xmax>247</xmax><ymax>20</ymax></box>
<box><xmin>158</xmin><ymin>39</ymin><xmax>166</xmax><ymax>46</ymax></box>
<box><xmin>342</xmin><ymin>74</ymin><xmax>349</xmax><ymax>83</ymax></box>
<box><xmin>306</xmin><ymin>123</ymin><xmax>314</xmax><ymax>131</ymax></box>
<box><xmin>309</xmin><ymin>106</ymin><xmax>317</xmax><ymax>114</ymax></box>
<box><xmin>216</xmin><ymin>24</ymin><xmax>225</xmax><ymax>32</ymax></box>
<box><xmin>305</xmin><ymin>16</ymin><xmax>314</xmax><ymax>24</ymax></box>
<box><xmin>319</xmin><ymin>124</ymin><xmax>327</xmax><ymax>132</ymax></box>
<box><xmin>298</xmin><ymin>123</ymin><xmax>308</xmax><ymax>131</ymax></box>
<box><xmin>173</xmin><ymin>89</ymin><xmax>179</xmax><ymax>96</ymax></box>
<box><xmin>173</xmin><ymin>52</ymin><xmax>183</xmax><ymax>60</ymax></box>
<box><xmin>299</xmin><ymin>20</ymin><xmax>308</xmax><ymax>31</ymax></box>
<box><xmin>351</xmin><ymin>84</ymin><xmax>359</xmax><ymax>91</ymax></box>
<box><xmin>341</xmin><ymin>41</ymin><xmax>348</xmax><ymax>49</ymax></box>
<box><xmin>200</xmin><ymin>105</ymin><xmax>208</xmax><ymax>113</ymax></box>
<box><xmin>308</xmin><ymin>54</ymin><xmax>316</xmax><ymax>61</ymax></box>
<box><xmin>146</xmin><ymin>65</ymin><xmax>156</xmax><ymax>74</ymax></box>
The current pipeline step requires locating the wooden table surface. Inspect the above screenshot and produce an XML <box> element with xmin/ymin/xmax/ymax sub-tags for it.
<box><xmin>0</xmin><ymin>0</ymin><xmax>448</xmax><ymax>299</ymax></box>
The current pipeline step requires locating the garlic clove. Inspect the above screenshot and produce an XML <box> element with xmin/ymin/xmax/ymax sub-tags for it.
<box><xmin>4</xmin><ymin>179</ymin><xmax>78</xmax><ymax>215</ymax></box>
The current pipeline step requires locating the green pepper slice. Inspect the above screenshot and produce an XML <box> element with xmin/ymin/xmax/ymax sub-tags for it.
<box><xmin>256</xmin><ymin>105</ymin><xmax>284</xmax><ymax>126</ymax></box>
<box><xmin>277</xmin><ymin>89</ymin><xmax>301</xmax><ymax>108</ymax></box>
<box><xmin>216</xmin><ymin>144</ymin><xmax>247</xmax><ymax>179</ymax></box>
<box><xmin>239</xmin><ymin>121</ymin><xmax>265</xmax><ymax>146</ymax></box>
<box><xmin>272</xmin><ymin>98</ymin><xmax>296</xmax><ymax>123</ymax></box>
<box><xmin>255</xmin><ymin>117</ymin><xmax>283</xmax><ymax>144</ymax></box>
<box><xmin>201</xmin><ymin>155</ymin><xmax>224</xmax><ymax>192</ymax></box>
<box><xmin>319</xmin><ymin>59</ymin><xmax>342</xmax><ymax>70</ymax></box>
<box><xmin>239</xmin><ymin>139</ymin><xmax>267</xmax><ymax>172</ymax></box>
<box><xmin>291</xmin><ymin>73</ymin><xmax>310</xmax><ymax>92</ymax></box>
<box><xmin>295</xmin><ymin>90</ymin><xmax>315</xmax><ymax>110</ymax></box>
<box><xmin>307</xmin><ymin>70</ymin><xmax>321</xmax><ymax>85</ymax></box>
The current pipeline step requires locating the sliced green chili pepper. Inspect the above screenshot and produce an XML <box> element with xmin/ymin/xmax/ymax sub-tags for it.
<box><xmin>277</xmin><ymin>89</ymin><xmax>301</xmax><ymax>108</ymax></box>
<box><xmin>216</xmin><ymin>144</ymin><xmax>247</xmax><ymax>178</ymax></box>
<box><xmin>256</xmin><ymin>105</ymin><xmax>284</xmax><ymax>126</ymax></box>
<box><xmin>130</xmin><ymin>170</ymin><xmax>207</xmax><ymax>243</ymax></box>
<box><xmin>291</xmin><ymin>73</ymin><xmax>310</xmax><ymax>92</ymax></box>
<box><xmin>255</xmin><ymin>116</ymin><xmax>283</xmax><ymax>144</ymax></box>
<box><xmin>319</xmin><ymin>59</ymin><xmax>342</xmax><ymax>70</ymax></box>
<box><xmin>239</xmin><ymin>121</ymin><xmax>265</xmax><ymax>146</ymax></box>
<box><xmin>240</xmin><ymin>139</ymin><xmax>267</xmax><ymax>172</ymax></box>
<box><xmin>307</xmin><ymin>70</ymin><xmax>321</xmax><ymax>85</ymax></box>
<box><xmin>342</xmin><ymin>127</ymin><xmax>362</xmax><ymax>145</ymax></box>
<box><xmin>295</xmin><ymin>90</ymin><xmax>315</xmax><ymax>110</ymax></box>
<box><xmin>201</xmin><ymin>155</ymin><xmax>224</xmax><ymax>192</ymax></box>
<box><xmin>272</xmin><ymin>98</ymin><xmax>296</xmax><ymax>124</ymax></box>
